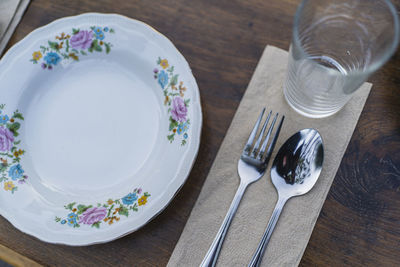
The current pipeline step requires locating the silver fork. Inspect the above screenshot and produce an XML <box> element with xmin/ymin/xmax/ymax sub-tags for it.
<box><xmin>200</xmin><ymin>108</ymin><xmax>284</xmax><ymax>267</ymax></box>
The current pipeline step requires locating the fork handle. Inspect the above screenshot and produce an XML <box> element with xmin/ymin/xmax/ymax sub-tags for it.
<box><xmin>248</xmin><ymin>196</ymin><xmax>288</xmax><ymax>267</ymax></box>
<box><xmin>200</xmin><ymin>182</ymin><xmax>248</xmax><ymax>267</ymax></box>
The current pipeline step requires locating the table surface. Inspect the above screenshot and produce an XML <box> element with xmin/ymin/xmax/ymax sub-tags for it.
<box><xmin>1</xmin><ymin>0</ymin><xmax>400</xmax><ymax>266</ymax></box>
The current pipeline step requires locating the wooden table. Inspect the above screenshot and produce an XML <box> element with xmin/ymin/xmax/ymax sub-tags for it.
<box><xmin>1</xmin><ymin>0</ymin><xmax>399</xmax><ymax>266</ymax></box>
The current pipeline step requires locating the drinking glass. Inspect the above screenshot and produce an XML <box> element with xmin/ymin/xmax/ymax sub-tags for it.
<box><xmin>284</xmin><ymin>0</ymin><xmax>399</xmax><ymax>118</ymax></box>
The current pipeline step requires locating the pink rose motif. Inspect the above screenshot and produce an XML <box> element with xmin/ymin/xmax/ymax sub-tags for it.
<box><xmin>69</xmin><ymin>30</ymin><xmax>93</xmax><ymax>50</ymax></box>
<box><xmin>0</xmin><ymin>126</ymin><xmax>14</xmax><ymax>152</ymax></box>
<box><xmin>79</xmin><ymin>207</ymin><xmax>107</xmax><ymax>225</ymax></box>
<box><xmin>171</xmin><ymin>97</ymin><xmax>187</xmax><ymax>122</ymax></box>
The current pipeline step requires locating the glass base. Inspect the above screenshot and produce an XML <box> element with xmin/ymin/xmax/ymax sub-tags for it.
<box><xmin>283</xmin><ymin>88</ymin><xmax>342</xmax><ymax>118</ymax></box>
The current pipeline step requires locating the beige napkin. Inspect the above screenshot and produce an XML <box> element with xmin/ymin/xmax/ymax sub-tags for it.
<box><xmin>168</xmin><ymin>45</ymin><xmax>372</xmax><ymax>266</ymax></box>
<box><xmin>0</xmin><ymin>0</ymin><xmax>30</xmax><ymax>55</ymax></box>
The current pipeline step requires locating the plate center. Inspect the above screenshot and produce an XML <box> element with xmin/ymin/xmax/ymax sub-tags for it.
<box><xmin>24</xmin><ymin>60</ymin><xmax>160</xmax><ymax>194</ymax></box>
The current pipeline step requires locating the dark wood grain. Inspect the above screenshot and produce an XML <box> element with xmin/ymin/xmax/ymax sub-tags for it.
<box><xmin>0</xmin><ymin>0</ymin><xmax>399</xmax><ymax>266</ymax></box>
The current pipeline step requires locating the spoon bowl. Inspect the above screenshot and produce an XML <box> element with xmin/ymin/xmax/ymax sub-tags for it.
<box><xmin>249</xmin><ymin>128</ymin><xmax>324</xmax><ymax>267</ymax></box>
<box><xmin>271</xmin><ymin>128</ymin><xmax>324</xmax><ymax>198</ymax></box>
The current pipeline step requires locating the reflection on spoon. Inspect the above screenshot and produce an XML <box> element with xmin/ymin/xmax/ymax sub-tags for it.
<box><xmin>279</xmin><ymin>129</ymin><xmax>323</xmax><ymax>185</ymax></box>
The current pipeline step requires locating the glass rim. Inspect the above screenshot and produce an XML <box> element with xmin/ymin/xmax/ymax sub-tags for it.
<box><xmin>292</xmin><ymin>0</ymin><xmax>400</xmax><ymax>77</ymax></box>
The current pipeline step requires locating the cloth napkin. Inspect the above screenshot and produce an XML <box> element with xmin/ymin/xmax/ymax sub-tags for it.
<box><xmin>168</xmin><ymin>45</ymin><xmax>372</xmax><ymax>266</ymax></box>
<box><xmin>0</xmin><ymin>0</ymin><xmax>30</xmax><ymax>55</ymax></box>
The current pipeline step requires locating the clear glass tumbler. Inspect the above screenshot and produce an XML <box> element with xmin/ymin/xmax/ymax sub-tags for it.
<box><xmin>284</xmin><ymin>0</ymin><xmax>399</xmax><ymax>118</ymax></box>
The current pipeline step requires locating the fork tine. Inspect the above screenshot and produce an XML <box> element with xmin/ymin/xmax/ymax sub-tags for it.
<box><xmin>251</xmin><ymin>110</ymin><xmax>272</xmax><ymax>157</ymax></box>
<box><xmin>263</xmin><ymin>115</ymin><xmax>285</xmax><ymax>162</ymax></box>
<box><xmin>243</xmin><ymin>108</ymin><xmax>265</xmax><ymax>155</ymax></box>
<box><xmin>257</xmin><ymin>112</ymin><xmax>278</xmax><ymax>159</ymax></box>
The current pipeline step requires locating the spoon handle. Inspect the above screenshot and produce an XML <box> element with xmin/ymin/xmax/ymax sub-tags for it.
<box><xmin>248</xmin><ymin>197</ymin><xmax>287</xmax><ymax>267</ymax></box>
<box><xmin>200</xmin><ymin>182</ymin><xmax>248</xmax><ymax>267</ymax></box>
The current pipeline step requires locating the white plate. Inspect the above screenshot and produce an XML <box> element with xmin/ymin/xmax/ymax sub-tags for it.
<box><xmin>0</xmin><ymin>13</ymin><xmax>201</xmax><ymax>245</ymax></box>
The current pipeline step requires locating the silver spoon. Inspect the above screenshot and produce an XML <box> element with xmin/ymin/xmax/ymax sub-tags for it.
<box><xmin>248</xmin><ymin>128</ymin><xmax>324</xmax><ymax>267</ymax></box>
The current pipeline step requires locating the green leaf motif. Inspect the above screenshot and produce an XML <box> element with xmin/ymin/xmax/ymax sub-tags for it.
<box><xmin>132</xmin><ymin>203</ymin><xmax>138</xmax><ymax>212</ymax></box>
<box><xmin>55</xmin><ymin>217</ymin><xmax>61</xmax><ymax>222</ymax></box>
<box><xmin>171</xmin><ymin>75</ymin><xmax>179</xmax><ymax>86</ymax></box>
<box><xmin>92</xmin><ymin>222</ymin><xmax>101</xmax><ymax>228</ymax></box>
<box><xmin>169</xmin><ymin>117</ymin><xmax>179</xmax><ymax>131</ymax></box>
<box><xmin>77</xmin><ymin>204</ymin><xmax>92</xmax><ymax>215</ymax></box>
<box><xmin>77</xmin><ymin>205</ymin><xmax>85</xmax><ymax>213</ymax></box>
<box><xmin>118</xmin><ymin>206</ymin><xmax>129</xmax><ymax>217</ymax></box>
<box><xmin>184</xmin><ymin>99</ymin><xmax>190</xmax><ymax>107</ymax></box>
<box><xmin>13</xmin><ymin>111</ymin><xmax>24</xmax><ymax>120</ymax></box>
<box><xmin>7</xmin><ymin>122</ymin><xmax>20</xmax><ymax>136</ymax></box>
<box><xmin>169</xmin><ymin>92</ymin><xmax>180</xmax><ymax>97</ymax></box>
<box><xmin>0</xmin><ymin>152</ymin><xmax>12</xmax><ymax>158</ymax></box>
<box><xmin>105</xmin><ymin>43</ymin><xmax>111</xmax><ymax>54</ymax></box>
<box><xmin>65</xmin><ymin>202</ymin><xmax>76</xmax><ymax>210</ymax></box>
<box><xmin>95</xmin><ymin>45</ymin><xmax>102</xmax><ymax>52</ymax></box>
<box><xmin>169</xmin><ymin>123</ymin><xmax>177</xmax><ymax>131</ymax></box>
<box><xmin>48</xmin><ymin>41</ymin><xmax>59</xmax><ymax>51</ymax></box>
<box><xmin>167</xmin><ymin>134</ymin><xmax>175</xmax><ymax>142</ymax></box>
<box><xmin>107</xmin><ymin>204</ymin><xmax>114</xmax><ymax>217</ymax></box>
<box><xmin>91</xmin><ymin>40</ymin><xmax>102</xmax><ymax>52</ymax></box>
<box><xmin>72</xmin><ymin>28</ymin><xmax>80</xmax><ymax>35</ymax></box>
<box><xmin>40</xmin><ymin>46</ymin><xmax>47</xmax><ymax>53</ymax></box>
<box><xmin>66</xmin><ymin>39</ymin><xmax>70</xmax><ymax>53</ymax></box>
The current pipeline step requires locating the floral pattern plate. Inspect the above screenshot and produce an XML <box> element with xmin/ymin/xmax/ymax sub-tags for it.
<box><xmin>0</xmin><ymin>13</ymin><xmax>201</xmax><ymax>245</ymax></box>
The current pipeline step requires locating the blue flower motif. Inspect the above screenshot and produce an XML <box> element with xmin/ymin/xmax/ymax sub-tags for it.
<box><xmin>44</xmin><ymin>52</ymin><xmax>61</xmax><ymax>66</ymax></box>
<box><xmin>158</xmin><ymin>70</ymin><xmax>169</xmax><ymax>89</ymax></box>
<box><xmin>94</xmin><ymin>27</ymin><xmax>103</xmax><ymax>35</ymax></box>
<box><xmin>93</xmin><ymin>27</ymin><xmax>105</xmax><ymax>40</ymax></box>
<box><xmin>103</xmin><ymin>27</ymin><xmax>109</xmax><ymax>32</ymax></box>
<box><xmin>182</xmin><ymin>122</ymin><xmax>189</xmax><ymax>132</ymax></box>
<box><xmin>0</xmin><ymin>115</ymin><xmax>9</xmax><ymax>124</ymax></box>
<box><xmin>61</xmin><ymin>219</ymin><xmax>67</xmax><ymax>225</ymax></box>
<box><xmin>67</xmin><ymin>213</ymin><xmax>78</xmax><ymax>226</ymax></box>
<box><xmin>177</xmin><ymin>124</ymin><xmax>183</xmax><ymax>135</ymax></box>
<box><xmin>96</xmin><ymin>33</ymin><xmax>105</xmax><ymax>40</ymax></box>
<box><xmin>177</xmin><ymin>122</ymin><xmax>189</xmax><ymax>135</ymax></box>
<box><xmin>184</xmin><ymin>133</ymin><xmax>188</xmax><ymax>139</ymax></box>
<box><xmin>122</xmin><ymin>192</ymin><xmax>138</xmax><ymax>205</ymax></box>
<box><xmin>8</xmin><ymin>164</ymin><xmax>24</xmax><ymax>180</ymax></box>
